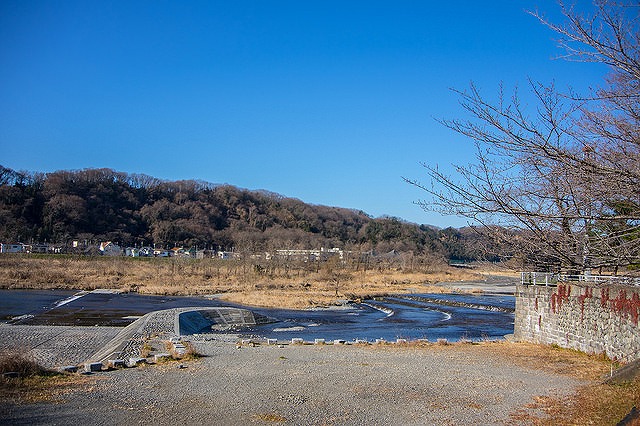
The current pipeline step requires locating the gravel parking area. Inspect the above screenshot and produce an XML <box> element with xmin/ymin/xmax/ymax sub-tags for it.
<box><xmin>0</xmin><ymin>335</ymin><xmax>582</xmax><ymax>425</ymax></box>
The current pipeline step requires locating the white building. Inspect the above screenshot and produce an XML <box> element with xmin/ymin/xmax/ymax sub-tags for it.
<box><xmin>0</xmin><ymin>243</ymin><xmax>24</xmax><ymax>253</ymax></box>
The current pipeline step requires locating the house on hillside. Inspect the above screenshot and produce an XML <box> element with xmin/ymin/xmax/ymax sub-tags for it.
<box><xmin>99</xmin><ymin>242</ymin><xmax>122</xmax><ymax>256</ymax></box>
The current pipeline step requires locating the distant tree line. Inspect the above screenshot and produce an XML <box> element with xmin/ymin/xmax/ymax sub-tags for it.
<box><xmin>0</xmin><ymin>166</ymin><xmax>501</xmax><ymax>263</ymax></box>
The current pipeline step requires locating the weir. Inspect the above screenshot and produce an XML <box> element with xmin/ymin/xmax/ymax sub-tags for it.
<box><xmin>177</xmin><ymin>307</ymin><xmax>274</xmax><ymax>335</ymax></box>
<box><xmin>90</xmin><ymin>307</ymin><xmax>275</xmax><ymax>363</ymax></box>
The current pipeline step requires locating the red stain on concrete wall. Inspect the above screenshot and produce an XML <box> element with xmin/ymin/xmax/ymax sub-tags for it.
<box><xmin>551</xmin><ymin>284</ymin><xmax>570</xmax><ymax>314</ymax></box>
<box><xmin>577</xmin><ymin>287</ymin><xmax>593</xmax><ymax>320</ymax></box>
<box><xmin>610</xmin><ymin>289</ymin><xmax>640</xmax><ymax>326</ymax></box>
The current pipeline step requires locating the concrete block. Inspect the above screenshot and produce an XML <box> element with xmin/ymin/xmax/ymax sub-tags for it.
<box><xmin>85</xmin><ymin>362</ymin><xmax>103</xmax><ymax>372</ymax></box>
<box><xmin>291</xmin><ymin>338</ymin><xmax>304</xmax><ymax>345</ymax></box>
<box><xmin>59</xmin><ymin>365</ymin><xmax>78</xmax><ymax>373</ymax></box>
<box><xmin>128</xmin><ymin>357</ymin><xmax>147</xmax><ymax>367</ymax></box>
<box><xmin>266</xmin><ymin>338</ymin><xmax>278</xmax><ymax>345</ymax></box>
<box><xmin>108</xmin><ymin>359</ymin><xmax>126</xmax><ymax>368</ymax></box>
<box><xmin>172</xmin><ymin>342</ymin><xmax>187</xmax><ymax>354</ymax></box>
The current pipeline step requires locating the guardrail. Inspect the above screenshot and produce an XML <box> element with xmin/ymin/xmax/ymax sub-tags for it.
<box><xmin>521</xmin><ymin>272</ymin><xmax>640</xmax><ymax>287</ymax></box>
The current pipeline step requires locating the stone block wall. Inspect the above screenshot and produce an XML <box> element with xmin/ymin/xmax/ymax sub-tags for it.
<box><xmin>514</xmin><ymin>283</ymin><xmax>640</xmax><ymax>362</ymax></box>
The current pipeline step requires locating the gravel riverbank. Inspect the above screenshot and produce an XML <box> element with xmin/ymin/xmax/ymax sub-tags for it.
<box><xmin>0</xmin><ymin>330</ymin><xmax>583</xmax><ymax>425</ymax></box>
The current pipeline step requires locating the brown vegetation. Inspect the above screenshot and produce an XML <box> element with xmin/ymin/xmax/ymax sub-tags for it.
<box><xmin>0</xmin><ymin>254</ymin><xmax>481</xmax><ymax>308</ymax></box>
<box><xmin>0</xmin><ymin>349</ymin><xmax>90</xmax><ymax>404</ymax></box>
<box><xmin>369</xmin><ymin>340</ymin><xmax>639</xmax><ymax>425</ymax></box>
<box><xmin>488</xmin><ymin>343</ymin><xmax>640</xmax><ymax>425</ymax></box>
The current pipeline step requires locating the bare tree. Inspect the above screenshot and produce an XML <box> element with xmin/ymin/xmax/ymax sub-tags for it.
<box><xmin>406</xmin><ymin>1</ymin><xmax>640</xmax><ymax>273</ymax></box>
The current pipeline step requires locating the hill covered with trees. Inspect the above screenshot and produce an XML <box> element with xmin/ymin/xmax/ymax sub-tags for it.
<box><xmin>0</xmin><ymin>166</ymin><xmax>498</xmax><ymax>262</ymax></box>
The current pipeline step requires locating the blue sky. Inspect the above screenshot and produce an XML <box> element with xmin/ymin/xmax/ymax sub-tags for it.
<box><xmin>0</xmin><ymin>1</ymin><xmax>607</xmax><ymax>228</ymax></box>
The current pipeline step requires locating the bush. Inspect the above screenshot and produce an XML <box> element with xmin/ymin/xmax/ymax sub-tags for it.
<box><xmin>0</xmin><ymin>350</ymin><xmax>50</xmax><ymax>377</ymax></box>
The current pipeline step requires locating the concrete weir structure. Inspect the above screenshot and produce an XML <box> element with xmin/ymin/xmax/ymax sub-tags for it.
<box><xmin>514</xmin><ymin>280</ymin><xmax>640</xmax><ymax>362</ymax></box>
<box><xmin>177</xmin><ymin>307</ymin><xmax>273</xmax><ymax>335</ymax></box>
<box><xmin>90</xmin><ymin>307</ymin><xmax>274</xmax><ymax>363</ymax></box>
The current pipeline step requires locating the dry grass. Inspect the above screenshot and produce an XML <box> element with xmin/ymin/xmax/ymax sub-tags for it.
<box><xmin>163</xmin><ymin>340</ymin><xmax>201</xmax><ymax>361</ymax></box>
<box><xmin>252</xmin><ymin>413</ymin><xmax>287</xmax><ymax>423</ymax></box>
<box><xmin>140</xmin><ymin>342</ymin><xmax>153</xmax><ymax>358</ymax></box>
<box><xmin>479</xmin><ymin>342</ymin><xmax>614</xmax><ymax>381</ymax></box>
<box><xmin>0</xmin><ymin>349</ymin><xmax>50</xmax><ymax>378</ymax></box>
<box><xmin>0</xmin><ymin>349</ymin><xmax>91</xmax><ymax>403</ymax></box>
<box><xmin>0</xmin><ymin>254</ymin><xmax>480</xmax><ymax>308</ymax></box>
<box><xmin>475</xmin><ymin>342</ymin><xmax>639</xmax><ymax>426</ymax></box>
<box><xmin>363</xmin><ymin>340</ymin><xmax>638</xmax><ymax>425</ymax></box>
<box><xmin>508</xmin><ymin>378</ymin><xmax>640</xmax><ymax>425</ymax></box>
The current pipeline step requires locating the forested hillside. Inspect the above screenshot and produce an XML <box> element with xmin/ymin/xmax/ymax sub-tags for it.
<box><xmin>0</xmin><ymin>166</ymin><xmax>498</xmax><ymax>261</ymax></box>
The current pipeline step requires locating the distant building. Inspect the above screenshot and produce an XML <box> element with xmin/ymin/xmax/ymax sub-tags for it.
<box><xmin>217</xmin><ymin>251</ymin><xmax>236</xmax><ymax>260</ymax></box>
<box><xmin>139</xmin><ymin>247</ymin><xmax>155</xmax><ymax>257</ymax></box>
<box><xmin>125</xmin><ymin>247</ymin><xmax>140</xmax><ymax>257</ymax></box>
<box><xmin>99</xmin><ymin>242</ymin><xmax>122</xmax><ymax>256</ymax></box>
<box><xmin>269</xmin><ymin>247</ymin><xmax>345</xmax><ymax>262</ymax></box>
<box><xmin>25</xmin><ymin>244</ymin><xmax>49</xmax><ymax>254</ymax></box>
<box><xmin>153</xmin><ymin>248</ymin><xmax>171</xmax><ymax>257</ymax></box>
<box><xmin>0</xmin><ymin>243</ymin><xmax>25</xmax><ymax>253</ymax></box>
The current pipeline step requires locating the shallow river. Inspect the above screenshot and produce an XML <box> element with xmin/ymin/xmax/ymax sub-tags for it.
<box><xmin>0</xmin><ymin>289</ymin><xmax>515</xmax><ymax>342</ymax></box>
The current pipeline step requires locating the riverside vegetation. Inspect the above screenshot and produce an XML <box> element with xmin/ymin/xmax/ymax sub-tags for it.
<box><xmin>0</xmin><ymin>254</ymin><xmax>482</xmax><ymax>308</ymax></box>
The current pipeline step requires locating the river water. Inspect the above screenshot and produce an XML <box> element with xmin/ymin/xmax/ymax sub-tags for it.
<box><xmin>0</xmin><ymin>289</ymin><xmax>515</xmax><ymax>342</ymax></box>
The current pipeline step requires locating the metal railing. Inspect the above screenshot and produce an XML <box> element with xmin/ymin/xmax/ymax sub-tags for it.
<box><xmin>521</xmin><ymin>271</ymin><xmax>640</xmax><ymax>287</ymax></box>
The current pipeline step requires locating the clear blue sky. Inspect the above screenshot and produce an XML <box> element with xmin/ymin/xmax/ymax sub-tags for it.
<box><xmin>0</xmin><ymin>1</ymin><xmax>606</xmax><ymax>228</ymax></box>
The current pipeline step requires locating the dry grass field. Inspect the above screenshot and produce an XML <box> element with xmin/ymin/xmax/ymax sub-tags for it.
<box><xmin>0</xmin><ymin>254</ymin><xmax>482</xmax><ymax>308</ymax></box>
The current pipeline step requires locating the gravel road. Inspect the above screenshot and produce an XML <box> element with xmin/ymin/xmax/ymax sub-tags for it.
<box><xmin>0</xmin><ymin>332</ymin><xmax>582</xmax><ymax>425</ymax></box>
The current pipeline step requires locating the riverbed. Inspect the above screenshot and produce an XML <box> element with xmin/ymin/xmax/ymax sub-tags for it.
<box><xmin>0</xmin><ymin>289</ymin><xmax>514</xmax><ymax>342</ymax></box>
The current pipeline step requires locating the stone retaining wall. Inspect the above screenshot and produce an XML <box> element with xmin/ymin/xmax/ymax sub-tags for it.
<box><xmin>514</xmin><ymin>283</ymin><xmax>640</xmax><ymax>362</ymax></box>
